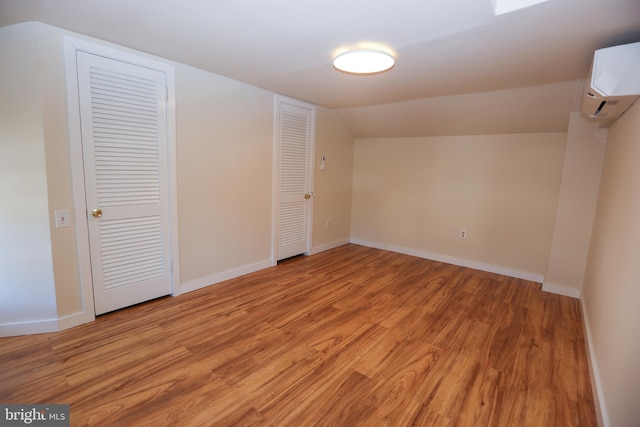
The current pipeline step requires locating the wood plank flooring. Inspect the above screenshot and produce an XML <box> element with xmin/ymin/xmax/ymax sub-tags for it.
<box><xmin>0</xmin><ymin>244</ymin><xmax>596</xmax><ymax>426</ymax></box>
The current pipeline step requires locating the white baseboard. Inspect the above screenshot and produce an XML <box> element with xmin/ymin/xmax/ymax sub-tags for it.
<box><xmin>542</xmin><ymin>281</ymin><xmax>581</xmax><ymax>298</ymax></box>
<box><xmin>0</xmin><ymin>309</ymin><xmax>95</xmax><ymax>338</ymax></box>
<box><xmin>180</xmin><ymin>258</ymin><xmax>274</xmax><ymax>295</ymax></box>
<box><xmin>580</xmin><ymin>299</ymin><xmax>609</xmax><ymax>427</ymax></box>
<box><xmin>2</xmin><ymin>258</ymin><xmax>274</xmax><ymax>336</ymax></box>
<box><xmin>350</xmin><ymin>238</ymin><xmax>544</xmax><ymax>283</ymax></box>
<box><xmin>349</xmin><ymin>238</ymin><xmax>387</xmax><ymax>251</ymax></box>
<box><xmin>57</xmin><ymin>310</ymin><xmax>94</xmax><ymax>331</ymax></box>
<box><xmin>0</xmin><ymin>318</ymin><xmax>59</xmax><ymax>337</ymax></box>
<box><xmin>308</xmin><ymin>239</ymin><xmax>350</xmax><ymax>255</ymax></box>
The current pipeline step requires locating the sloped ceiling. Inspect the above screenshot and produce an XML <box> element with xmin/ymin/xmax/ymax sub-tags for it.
<box><xmin>1</xmin><ymin>0</ymin><xmax>639</xmax><ymax>137</ymax></box>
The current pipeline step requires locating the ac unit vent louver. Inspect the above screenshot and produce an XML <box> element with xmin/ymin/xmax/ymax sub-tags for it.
<box><xmin>582</xmin><ymin>41</ymin><xmax>640</xmax><ymax>126</ymax></box>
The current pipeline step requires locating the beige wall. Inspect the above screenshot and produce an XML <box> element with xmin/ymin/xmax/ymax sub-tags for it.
<box><xmin>351</xmin><ymin>133</ymin><xmax>566</xmax><ymax>278</ymax></box>
<box><xmin>40</xmin><ymin>24</ymin><xmax>84</xmax><ymax>318</ymax></box>
<box><xmin>175</xmin><ymin>63</ymin><xmax>274</xmax><ymax>286</ymax></box>
<box><xmin>0</xmin><ymin>22</ymin><xmax>353</xmax><ymax>334</ymax></box>
<box><xmin>0</xmin><ymin>23</ymin><xmax>58</xmax><ymax>325</ymax></box>
<box><xmin>582</xmin><ymin>101</ymin><xmax>640</xmax><ymax>427</ymax></box>
<box><xmin>312</xmin><ymin>106</ymin><xmax>354</xmax><ymax>250</ymax></box>
<box><xmin>543</xmin><ymin>113</ymin><xmax>607</xmax><ymax>297</ymax></box>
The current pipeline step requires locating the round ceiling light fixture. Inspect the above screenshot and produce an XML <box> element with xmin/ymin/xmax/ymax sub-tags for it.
<box><xmin>332</xmin><ymin>49</ymin><xmax>395</xmax><ymax>74</ymax></box>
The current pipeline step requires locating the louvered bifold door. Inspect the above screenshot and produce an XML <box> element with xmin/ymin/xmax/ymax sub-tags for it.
<box><xmin>76</xmin><ymin>52</ymin><xmax>172</xmax><ymax>315</ymax></box>
<box><xmin>277</xmin><ymin>102</ymin><xmax>314</xmax><ymax>260</ymax></box>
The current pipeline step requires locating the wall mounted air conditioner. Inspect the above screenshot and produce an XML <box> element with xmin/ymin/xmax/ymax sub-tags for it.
<box><xmin>582</xmin><ymin>41</ymin><xmax>640</xmax><ymax>126</ymax></box>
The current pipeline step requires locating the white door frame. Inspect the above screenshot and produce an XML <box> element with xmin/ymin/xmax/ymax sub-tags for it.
<box><xmin>64</xmin><ymin>35</ymin><xmax>181</xmax><ymax>323</ymax></box>
<box><xmin>272</xmin><ymin>95</ymin><xmax>316</xmax><ymax>264</ymax></box>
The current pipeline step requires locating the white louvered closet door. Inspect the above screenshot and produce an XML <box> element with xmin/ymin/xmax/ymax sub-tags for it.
<box><xmin>277</xmin><ymin>99</ymin><xmax>315</xmax><ymax>261</ymax></box>
<box><xmin>76</xmin><ymin>52</ymin><xmax>172</xmax><ymax>315</ymax></box>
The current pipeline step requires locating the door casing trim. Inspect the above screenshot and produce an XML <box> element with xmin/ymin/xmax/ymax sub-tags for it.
<box><xmin>63</xmin><ymin>35</ymin><xmax>181</xmax><ymax>324</ymax></box>
<box><xmin>271</xmin><ymin>95</ymin><xmax>316</xmax><ymax>264</ymax></box>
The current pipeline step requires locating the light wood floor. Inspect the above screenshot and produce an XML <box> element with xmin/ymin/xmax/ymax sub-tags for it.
<box><xmin>1</xmin><ymin>244</ymin><xmax>596</xmax><ymax>426</ymax></box>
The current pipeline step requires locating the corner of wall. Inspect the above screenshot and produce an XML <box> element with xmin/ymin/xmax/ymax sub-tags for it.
<box><xmin>543</xmin><ymin>112</ymin><xmax>606</xmax><ymax>300</ymax></box>
<box><xmin>579</xmin><ymin>297</ymin><xmax>608</xmax><ymax>427</ymax></box>
<box><xmin>309</xmin><ymin>239</ymin><xmax>351</xmax><ymax>255</ymax></box>
<box><xmin>541</xmin><ymin>281</ymin><xmax>581</xmax><ymax>298</ymax></box>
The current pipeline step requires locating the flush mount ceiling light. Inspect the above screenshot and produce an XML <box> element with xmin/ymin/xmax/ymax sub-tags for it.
<box><xmin>333</xmin><ymin>49</ymin><xmax>395</xmax><ymax>74</ymax></box>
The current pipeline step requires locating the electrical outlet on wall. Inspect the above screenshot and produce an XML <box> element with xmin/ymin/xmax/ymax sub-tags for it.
<box><xmin>459</xmin><ymin>228</ymin><xmax>467</xmax><ymax>239</ymax></box>
<box><xmin>325</xmin><ymin>219</ymin><xmax>331</xmax><ymax>228</ymax></box>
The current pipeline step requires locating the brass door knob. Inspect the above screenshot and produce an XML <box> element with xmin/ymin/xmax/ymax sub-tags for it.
<box><xmin>91</xmin><ymin>208</ymin><xmax>102</xmax><ymax>218</ymax></box>
<box><xmin>304</xmin><ymin>194</ymin><xmax>311</xmax><ymax>199</ymax></box>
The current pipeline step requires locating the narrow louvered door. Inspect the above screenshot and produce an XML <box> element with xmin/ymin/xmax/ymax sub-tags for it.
<box><xmin>276</xmin><ymin>99</ymin><xmax>315</xmax><ymax>261</ymax></box>
<box><xmin>76</xmin><ymin>51</ymin><xmax>172</xmax><ymax>315</ymax></box>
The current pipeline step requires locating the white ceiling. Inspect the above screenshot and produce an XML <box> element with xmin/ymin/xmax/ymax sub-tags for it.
<box><xmin>1</xmin><ymin>0</ymin><xmax>639</xmax><ymax>137</ymax></box>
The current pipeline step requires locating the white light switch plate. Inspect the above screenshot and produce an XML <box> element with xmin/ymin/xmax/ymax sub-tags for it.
<box><xmin>55</xmin><ymin>210</ymin><xmax>70</xmax><ymax>228</ymax></box>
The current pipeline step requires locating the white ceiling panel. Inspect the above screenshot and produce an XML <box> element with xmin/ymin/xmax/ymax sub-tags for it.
<box><xmin>1</xmin><ymin>0</ymin><xmax>639</xmax><ymax>136</ymax></box>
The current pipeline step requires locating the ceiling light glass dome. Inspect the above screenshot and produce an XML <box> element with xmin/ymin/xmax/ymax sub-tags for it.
<box><xmin>333</xmin><ymin>49</ymin><xmax>395</xmax><ymax>74</ymax></box>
